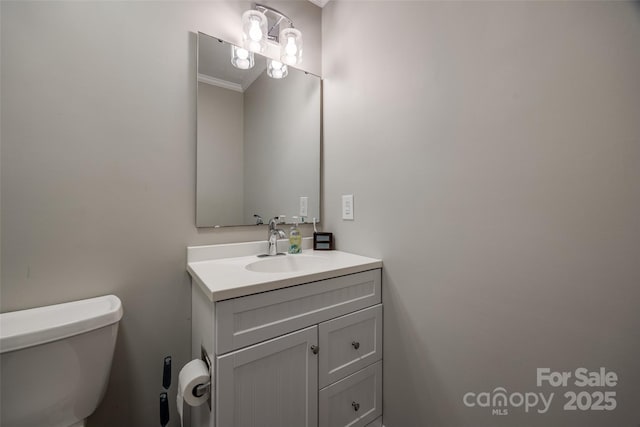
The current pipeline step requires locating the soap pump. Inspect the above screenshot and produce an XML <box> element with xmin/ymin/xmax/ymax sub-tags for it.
<box><xmin>289</xmin><ymin>216</ymin><xmax>302</xmax><ymax>254</ymax></box>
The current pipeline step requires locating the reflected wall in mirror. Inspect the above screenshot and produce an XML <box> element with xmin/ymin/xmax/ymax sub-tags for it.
<box><xmin>196</xmin><ymin>32</ymin><xmax>321</xmax><ymax>227</ymax></box>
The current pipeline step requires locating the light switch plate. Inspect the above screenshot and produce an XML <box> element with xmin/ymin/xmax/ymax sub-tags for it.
<box><xmin>342</xmin><ymin>194</ymin><xmax>354</xmax><ymax>220</ymax></box>
<box><xmin>300</xmin><ymin>197</ymin><xmax>308</xmax><ymax>217</ymax></box>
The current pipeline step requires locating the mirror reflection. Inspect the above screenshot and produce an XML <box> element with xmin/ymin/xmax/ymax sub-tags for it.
<box><xmin>196</xmin><ymin>32</ymin><xmax>321</xmax><ymax>227</ymax></box>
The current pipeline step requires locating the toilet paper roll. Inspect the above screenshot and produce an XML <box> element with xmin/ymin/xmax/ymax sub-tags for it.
<box><xmin>177</xmin><ymin>359</ymin><xmax>210</xmax><ymax>427</ymax></box>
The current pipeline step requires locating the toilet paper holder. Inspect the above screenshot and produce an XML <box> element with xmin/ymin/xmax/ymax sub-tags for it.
<box><xmin>193</xmin><ymin>382</ymin><xmax>210</xmax><ymax>398</ymax></box>
<box><xmin>201</xmin><ymin>345</ymin><xmax>213</xmax><ymax>409</ymax></box>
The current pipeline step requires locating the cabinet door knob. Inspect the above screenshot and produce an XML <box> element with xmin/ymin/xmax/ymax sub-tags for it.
<box><xmin>352</xmin><ymin>401</ymin><xmax>360</xmax><ymax>412</ymax></box>
<box><xmin>310</xmin><ymin>345</ymin><xmax>319</xmax><ymax>354</ymax></box>
<box><xmin>351</xmin><ymin>341</ymin><xmax>360</xmax><ymax>350</ymax></box>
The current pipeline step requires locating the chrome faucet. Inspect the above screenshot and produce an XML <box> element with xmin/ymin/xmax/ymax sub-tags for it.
<box><xmin>260</xmin><ymin>216</ymin><xmax>287</xmax><ymax>257</ymax></box>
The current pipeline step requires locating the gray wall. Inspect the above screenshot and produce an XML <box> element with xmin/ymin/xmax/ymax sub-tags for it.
<box><xmin>197</xmin><ymin>82</ymin><xmax>244</xmax><ymax>226</ymax></box>
<box><xmin>322</xmin><ymin>1</ymin><xmax>640</xmax><ymax>426</ymax></box>
<box><xmin>243</xmin><ymin>69</ymin><xmax>321</xmax><ymax>224</ymax></box>
<box><xmin>4</xmin><ymin>1</ymin><xmax>640</xmax><ymax>426</ymax></box>
<box><xmin>0</xmin><ymin>1</ymin><xmax>320</xmax><ymax>426</ymax></box>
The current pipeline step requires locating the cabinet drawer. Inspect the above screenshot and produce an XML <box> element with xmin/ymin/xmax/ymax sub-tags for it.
<box><xmin>319</xmin><ymin>305</ymin><xmax>382</xmax><ymax>388</ymax></box>
<box><xmin>216</xmin><ymin>270</ymin><xmax>381</xmax><ymax>354</ymax></box>
<box><xmin>319</xmin><ymin>361</ymin><xmax>382</xmax><ymax>427</ymax></box>
<box><xmin>365</xmin><ymin>417</ymin><xmax>383</xmax><ymax>427</ymax></box>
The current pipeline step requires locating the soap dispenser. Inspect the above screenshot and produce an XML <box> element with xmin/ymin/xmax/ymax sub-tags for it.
<box><xmin>289</xmin><ymin>216</ymin><xmax>302</xmax><ymax>254</ymax></box>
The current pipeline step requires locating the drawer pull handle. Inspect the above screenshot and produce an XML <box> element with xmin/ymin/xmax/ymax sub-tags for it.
<box><xmin>352</xmin><ymin>401</ymin><xmax>360</xmax><ymax>412</ymax></box>
<box><xmin>352</xmin><ymin>341</ymin><xmax>360</xmax><ymax>350</ymax></box>
<box><xmin>310</xmin><ymin>345</ymin><xmax>319</xmax><ymax>355</ymax></box>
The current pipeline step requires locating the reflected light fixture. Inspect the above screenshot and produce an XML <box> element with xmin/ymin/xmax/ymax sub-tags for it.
<box><xmin>238</xmin><ymin>3</ymin><xmax>303</xmax><ymax>77</ymax></box>
<box><xmin>230</xmin><ymin>45</ymin><xmax>254</xmax><ymax>70</ymax></box>
<box><xmin>267</xmin><ymin>59</ymin><xmax>288</xmax><ymax>79</ymax></box>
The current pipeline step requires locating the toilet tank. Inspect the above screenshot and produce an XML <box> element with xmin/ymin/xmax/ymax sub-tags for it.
<box><xmin>0</xmin><ymin>295</ymin><xmax>123</xmax><ymax>427</ymax></box>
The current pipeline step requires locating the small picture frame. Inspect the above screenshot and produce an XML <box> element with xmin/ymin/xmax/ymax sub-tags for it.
<box><xmin>313</xmin><ymin>232</ymin><xmax>334</xmax><ymax>250</ymax></box>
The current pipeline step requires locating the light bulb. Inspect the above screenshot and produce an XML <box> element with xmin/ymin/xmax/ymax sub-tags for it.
<box><xmin>231</xmin><ymin>45</ymin><xmax>254</xmax><ymax>70</ymax></box>
<box><xmin>236</xmin><ymin>48</ymin><xmax>249</xmax><ymax>60</ymax></box>
<box><xmin>285</xmin><ymin>36</ymin><xmax>297</xmax><ymax>56</ymax></box>
<box><xmin>267</xmin><ymin>59</ymin><xmax>288</xmax><ymax>79</ymax></box>
<box><xmin>248</xmin><ymin>18</ymin><xmax>263</xmax><ymax>41</ymax></box>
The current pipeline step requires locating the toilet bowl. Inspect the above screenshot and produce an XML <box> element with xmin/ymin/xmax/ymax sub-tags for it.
<box><xmin>0</xmin><ymin>295</ymin><xmax>123</xmax><ymax>427</ymax></box>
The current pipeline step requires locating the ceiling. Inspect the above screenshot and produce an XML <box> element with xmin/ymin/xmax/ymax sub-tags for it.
<box><xmin>308</xmin><ymin>0</ymin><xmax>331</xmax><ymax>8</ymax></box>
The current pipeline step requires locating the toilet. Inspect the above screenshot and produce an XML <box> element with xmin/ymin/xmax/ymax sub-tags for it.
<box><xmin>0</xmin><ymin>295</ymin><xmax>123</xmax><ymax>427</ymax></box>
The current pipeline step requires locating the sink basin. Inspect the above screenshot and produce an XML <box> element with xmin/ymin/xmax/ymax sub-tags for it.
<box><xmin>246</xmin><ymin>255</ymin><xmax>330</xmax><ymax>273</ymax></box>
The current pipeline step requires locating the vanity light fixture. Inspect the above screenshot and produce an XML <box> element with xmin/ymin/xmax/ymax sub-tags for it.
<box><xmin>230</xmin><ymin>45</ymin><xmax>254</xmax><ymax>70</ymax></box>
<box><xmin>241</xmin><ymin>9</ymin><xmax>268</xmax><ymax>53</ymax></box>
<box><xmin>267</xmin><ymin>59</ymin><xmax>288</xmax><ymax>79</ymax></box>
<box><xmin>238</xmin><ymin>3</ymin><xmax>303</xmax><ymax>75</ymax></box>
<box><xmin>279</xmin><ymin>27</ymin><xmax>302</xmax><ymax>66</ymax></box>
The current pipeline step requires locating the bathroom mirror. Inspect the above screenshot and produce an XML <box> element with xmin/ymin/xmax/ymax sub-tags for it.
<box><xmin>196</xmin><ymin>32</ymin><xmax>321</xmax><ymax>227</ymax></box>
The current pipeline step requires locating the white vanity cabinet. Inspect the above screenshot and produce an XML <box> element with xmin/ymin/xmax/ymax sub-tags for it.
<box><xmin>190</xmin><ymin>264</ymin><xmax>383</xmax><ymax>427</ymax></box>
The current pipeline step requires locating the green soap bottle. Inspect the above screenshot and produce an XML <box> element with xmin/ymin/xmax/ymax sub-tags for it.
<box><xmin>289</xmin><ymin>216</ymin><xmax>302</xmax><ymax>254</ymax></box>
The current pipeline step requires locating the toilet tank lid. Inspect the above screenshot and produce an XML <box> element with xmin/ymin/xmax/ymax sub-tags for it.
<box><xmin>0</xmin><ymin>295</ymin><xmax>123</xmax><ymax>354</ymax></box>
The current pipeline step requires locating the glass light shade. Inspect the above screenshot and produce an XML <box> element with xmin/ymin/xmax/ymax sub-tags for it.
<box><xmin>267</xmin><ymin>59</ymin><xmax>288</xmax><ymax>79</ymax></box>
<box><xmin>230</xmin><ymin>45</ymin><xmax>254</xmax><ymax>70</ymax></box>
<box><xmin>242</xmin><ymin>10</ymin><xmax>267</xmax><ymax>52</ymax></box>
<box><xmin>279</xmin><ymin>28</ymin><xmax>303</xmax><ymax>65</ymax></box>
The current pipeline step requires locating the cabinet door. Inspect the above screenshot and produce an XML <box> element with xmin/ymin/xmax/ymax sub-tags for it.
<box><xmin>216</xmin><ymin>326</ymin><xmax>318</xmax><ymax>427</ymax></box>
<box><xmin>319</xmin><ymin>305</ymin><xmax>382</xmax><ymax>388</ymax></box>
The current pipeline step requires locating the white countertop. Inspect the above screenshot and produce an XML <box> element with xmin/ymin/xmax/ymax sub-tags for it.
<box><xmin>187</xmin><ymin>242</ymin><xmax>382</xmax><ymax>302</ymax></box>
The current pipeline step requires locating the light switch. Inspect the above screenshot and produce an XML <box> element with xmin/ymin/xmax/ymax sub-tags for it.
<box><xmin>342</xmin><ymin>194</ymin><xmax>354</xmax><ymax>220</ymax></box>
<box><xmin>300</xmin><ymin>197</ymin><xmax>308</xmax><ymax>217</ymax></box>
